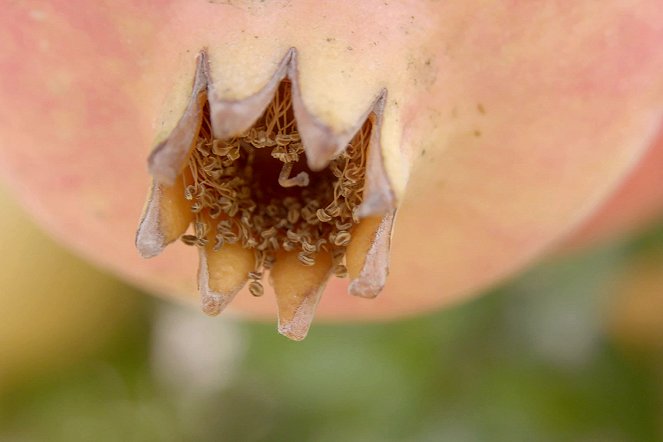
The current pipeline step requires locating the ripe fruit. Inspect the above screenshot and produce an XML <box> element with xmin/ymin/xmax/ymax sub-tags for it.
<box><xmin>562</xmin><ymin>127</ymin><xmax>663</xmax><ymax>249</ymax></box>
<box><xmin>0</xmin><ymin>1</ymin><xmax>661</xmax><ymax>339</ymax></box>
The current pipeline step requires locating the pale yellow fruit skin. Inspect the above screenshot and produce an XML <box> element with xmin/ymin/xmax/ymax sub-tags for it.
<box><xmin>0</xmin><ymin>188</ymin><xmax>140</xmax><ymax>390</ymax></box>
<box><xmin>0</xmin><ymin>1</ymin><xmax>661</xmax><ymax>321</ymax></box>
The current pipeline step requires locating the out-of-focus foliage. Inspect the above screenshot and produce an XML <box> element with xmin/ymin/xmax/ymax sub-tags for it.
<box><xmin>1</xmin><ymin>201</ymin><xmax>662</xmax><ymax>441</ymax></box>
<box><xmin>0</xmin><ymin>188</ymin><xmax>145</xmax><ymax>391</ymax></box>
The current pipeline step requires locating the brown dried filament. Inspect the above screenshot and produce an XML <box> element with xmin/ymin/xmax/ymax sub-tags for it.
<box><xmin>181</xmin><ymin>80</ymin><xmax>370</xmax><ymax>294</ymax></box>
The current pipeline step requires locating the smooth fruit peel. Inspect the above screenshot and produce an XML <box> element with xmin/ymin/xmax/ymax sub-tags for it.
<box><xmin>0</xmin><ymin>1</ymin><xmax>660</xmax><ymax>329</ymax></box>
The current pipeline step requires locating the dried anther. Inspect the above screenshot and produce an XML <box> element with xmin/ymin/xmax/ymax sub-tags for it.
<box><xmin>136</xmin><ymin>50</ymin><xmax>397</xmax><ymax>340</ymax></box>
<box><xmin>180</xmin><ymin>80</ymin><xmax>370</xmax><ymax>281</ymax></box>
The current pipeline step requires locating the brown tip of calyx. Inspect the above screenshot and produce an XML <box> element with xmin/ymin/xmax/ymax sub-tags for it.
<box><xmin>197</xmin><ymin>243</ymin><xmax>255</xmax><ymax>316</ymax></box>
<box><xmin>198</xmin><ymin>247</ymin><xmax>232</xmax><ymax>316</ymax></box>
<box><xmin>148</xmin><ymin>52</ymin><xmax>209</xmax><ymax>187</ymax></box>
<box><xmin>271</xmin><ymin>251</ymin><xmax>333</xmax><ymax>341</ymax></box>
<box><xmin>136</xmin><ymin>179</ymin><xmax>193</xmax><ymax>258</ymax></box>
<box><xmin>354</xmin><ymin>93</ymin><xmax>395</xmax><ymax>218</ymax></box>
<box><xmin>135</xmin><ymin>182</ymin><xmax>167</xmax><ymax>258</ymax></box>
<box><xmin>289</xmin><ymin>52</ymin><xmax>391</xmax><ymax>173</ymax></box>
<box><xmin>346</xmin><ymin>212</ymin><xmax>395</xmax><ymax>298</ymax></box>
<box><xmin>276</xmin><ymin>286</ymin><xmax>326</xmax><ymax>341</ymax></box>
<box><xmin>208</xmin><ymin>49</ymin><xmax>292</xmax><ymax>140</ymax></box>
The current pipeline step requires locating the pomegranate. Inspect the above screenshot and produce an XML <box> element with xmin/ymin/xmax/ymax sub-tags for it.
<box><xmin>0</xmin><ymin>1</ymin><xmax>661</xmax><ymax>339</ymax></box>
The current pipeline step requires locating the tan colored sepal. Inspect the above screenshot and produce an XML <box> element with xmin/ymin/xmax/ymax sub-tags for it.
<box><xmin>355</xmin><ymin>101</ymin><xmax>396</xmax><ymax>218</ymax></box>
<box><xmin>289</xmin><ymin>51</ymin><xmax>389</xmax><ymax>172</ymax></box>
<box><xmin>148</xmin><ymin>53</ymin><xmax>208</xmax><ymax>186</ymax></box>
<box><xmin>346</xmin><ymin>211</ymin><xmax>395</xmax><ymax>298</ymax></box>
<box><xmin>205</xmin><ymin>48</ymin><xmax>392</xmax><ymax>174</ymax></box>
<box><xmin>270</xmin><ymin>251</ymin><xmax>333</xmax><ymax>341</ymax></box>
<box><xmin>198</xmin><ymin>242</ymin><xmax>255</xmax><ymax>316</ymax></box>
<box><xmin>208</xmin><ymin>50</ymin><xmax>290</xmax><ymax>139</ymax></box>
<box><xmin>135</xmin><ymin>179</ymin><xmax>192</xmax><ymax>258</ymax></box>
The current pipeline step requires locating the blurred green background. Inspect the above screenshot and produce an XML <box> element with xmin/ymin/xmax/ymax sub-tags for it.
<box><xmin>1</xmin><ymin>188</ymin><xmax>662</xmax><ymax>442</ymax></box>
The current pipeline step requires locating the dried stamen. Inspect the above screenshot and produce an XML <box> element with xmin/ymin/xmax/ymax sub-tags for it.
<box><xmin>278</xmin><ymin>162</ymin><xmax>310</xmax><ymax>188</ymax></box>
<box><xmin>180</xmin><ymin>80</ymin><xmax>370</xmax><ymax>298</ymax></box>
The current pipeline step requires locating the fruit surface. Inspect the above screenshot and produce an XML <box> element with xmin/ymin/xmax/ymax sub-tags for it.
<box><xmin>0</xmin><ymin>1</ymin><xmax>661</xmax><ymax>320</ymax></box>
<box><xmin>562</xmin><ymin>127</ymin><xmax>663</xmax><ymax>250</ymax></box>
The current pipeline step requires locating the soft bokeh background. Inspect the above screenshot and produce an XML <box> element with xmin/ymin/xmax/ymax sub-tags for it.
<box><xmin>1</xmin><ymin>185</ymin><xmax>662</xmax><ymax>442</ymax></box>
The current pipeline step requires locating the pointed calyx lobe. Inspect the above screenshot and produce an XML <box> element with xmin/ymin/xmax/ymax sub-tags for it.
<box><xmin>135</xmin><ymin>49</ymin><xmax>396</xmax><ymax>340</ymax></box>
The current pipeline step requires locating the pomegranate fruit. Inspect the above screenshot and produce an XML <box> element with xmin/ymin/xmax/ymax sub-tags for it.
<box><xmin>562</xmin><ymin>126</ymin><xmax>663</xmax><ymax>250</ymax></box>
<box><xmin>0</xmin><ymin>1</ymin><xmax>661</xmax><ymax>339</ymax></box>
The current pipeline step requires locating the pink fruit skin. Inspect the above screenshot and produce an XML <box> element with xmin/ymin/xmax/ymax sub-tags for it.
<box><xmin>562</xmin><ymin>127</ymin><xmax>663</xmax><ymax>249</ymax></box>
<box><xmin>0</xmin><ymin>1</ymin><xmax>661</xmax><ymax>321</ymax></box>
